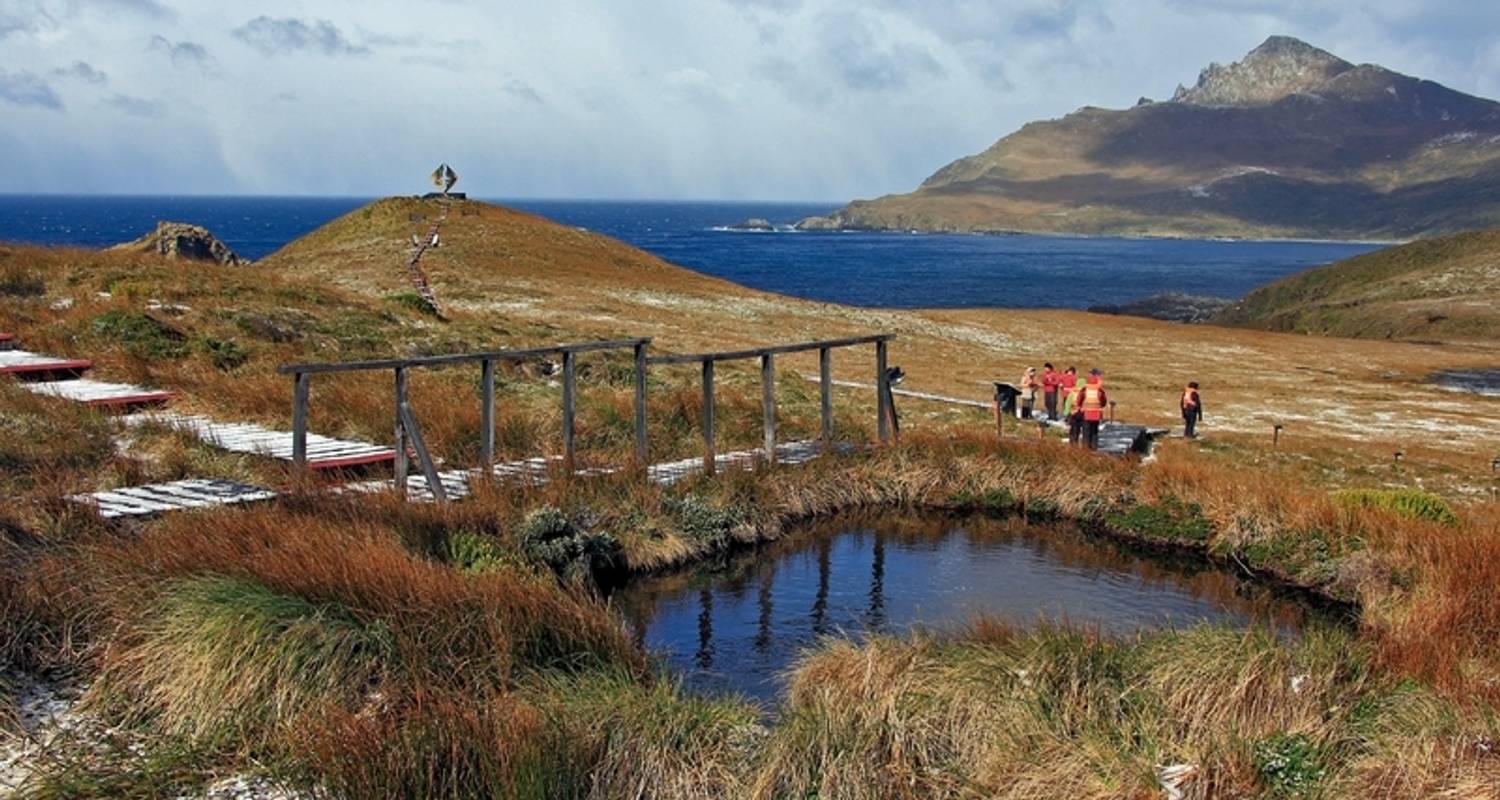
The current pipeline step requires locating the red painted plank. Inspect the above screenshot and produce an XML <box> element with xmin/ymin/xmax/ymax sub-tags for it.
<box><xmin>80</xmin><ymin>390</ymin><xmax>178</xmax><ymax>408</ymax></box>
<box><xmin>0</xmin><ymin>359</ymin><xmax>93</xmax><ymax>375</ymax></box>
<box><xmin>308</xmin><ymin>451</ymin><xmax>397</xmax><ymax>470</ymax></box>
<box><xmin>0</xmin><ymin>333</ymin><xmax>14</xmax><ymax>341</ymax></box>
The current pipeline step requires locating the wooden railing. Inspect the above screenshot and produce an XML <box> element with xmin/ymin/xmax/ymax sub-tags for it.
<box><xmin>277</xmin><ymin>338</ymin><xmax>651</xmax><ymax>500</ymax></box>
<box><xmin>277</xmin><ymin>332</ymin><xmax>895</xmax><ymax>498</ymax></box>
<box><xmin>647</xmin><ymin>334</ymin><xmax>896</xmax><ymax>475</ymax></box>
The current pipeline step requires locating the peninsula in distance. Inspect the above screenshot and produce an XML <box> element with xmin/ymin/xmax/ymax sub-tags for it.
<box><xmin>799</xmin><ymin>36</ymin><xmax>1500</xmax><ymax>241</ymax></box>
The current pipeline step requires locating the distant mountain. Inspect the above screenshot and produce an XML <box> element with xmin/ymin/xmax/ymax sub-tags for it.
<box><xmin>801</xmin><ymin>37</ymin><xmax>1500</xmax><ymax>240</ymax></box>
<box><xmin>1213</xmin><ymin>226</ymin><xmax>1500</xmax><ymax>341</ymax></box>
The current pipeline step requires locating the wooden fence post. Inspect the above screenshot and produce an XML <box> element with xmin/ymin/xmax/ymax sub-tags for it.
<box><xmin>875</xmin><ymin>339</ymin><xmax>891</xmax><ymax>444</ymax></box>
<box><xmin>394</xmin><ymin>367</ymin><xmax>409</xmax><ymax>498</ymax></box>
<box><xmin>634</xmin><ymin>341</ymin><xmax>649</xmax><ymax>466</ymax></box>
<box><xmin>291</xmin><ymin>371</ymin><xmax>309</xmax><ymax>470</ymax></box>
<box><xmin>562</xmin><ymin>350</ymin><xmax>576</xmax><ymax>473</ymax></box>
<box><xmin>702</xmin><ymin>358</ymin><xmax>716</xmax><ymax>476</ymax></box>
<box><xmin>819</xmin><ymin>347</ymin><xmax>832</xmax><ymax>449</ymax></box>
<box><xmin>480</xmin><ymin>359</ymin><xmax>496</xmax><ymax>470</ymax></box>
<box><xmin>762</xmin><ymin>353</ymin><xmax>777</xmax><ymax>465</ymax></box>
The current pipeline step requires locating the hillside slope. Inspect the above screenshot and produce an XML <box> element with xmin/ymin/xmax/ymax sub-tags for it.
<box><xmin>801</xmin><ymin>36</ymin><xmax>1500</xmax><ymax>240</ymax></box>
<box><xmin>1214</xmin><ymin>227</ymin><xmax>1500</xmax><ymax>341</ymax></box>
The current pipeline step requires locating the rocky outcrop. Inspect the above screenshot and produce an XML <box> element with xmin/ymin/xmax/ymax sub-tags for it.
<box><xmin>109</xmin><ymin>222</ymin><xmax>245</xmax><ymax>266</ymax></box>
<box><xmin>801</xmin><ymin>37</ymin><xmax>1500</xmax><ymax>240</ymax></box>
<box><xmin>727</xmin><ymin>217</ymin><xmax>776</xmax><ymax>231</ymax></box>
<box><xmin>1170</xmin><ymin>36</ymin><xmax>1352</xmax><ymax>106</ymax></box>
<box><xmin>1088</xmin><ymin>293</ymin><xmax>1233</xmax><ymax>323</ymax></box>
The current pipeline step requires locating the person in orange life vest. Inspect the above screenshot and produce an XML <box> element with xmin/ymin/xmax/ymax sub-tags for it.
<box><xmin>1078</xmin><ymin>369</ymin><xmax>1108</xmax><ymax>451</ymax></box>
<box><xmin>1181</xmin><ymin>381</ymin><xmax>1203</xmax><ymax>438</ymax></box>
<box><xmin>1041</xmin><ymin>363</ymin><xmax>1061</xmax><ymax>420</ymax></box>
<box><xmin>1018</xmin><ymin>367</ymin><xmax>1038</xmax><ymax>419</ymax></box>
<box><xmin>1064</xmin><ymin>378</ymin><xmax>1085</xmax><ymax>446</ymax></box>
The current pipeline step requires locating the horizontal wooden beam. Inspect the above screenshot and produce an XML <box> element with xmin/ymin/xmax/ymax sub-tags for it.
<box><xmin>647</xmin><ymin>334</ymin><xmax>895</xmax><ymax>366</ymax></box>
<box><xmin>277</xmin><ymin>338</ymin><xmax>651</xmax><ymax>375</ymax></box>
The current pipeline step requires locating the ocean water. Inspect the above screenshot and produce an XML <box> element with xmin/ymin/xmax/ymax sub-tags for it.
<box><xmin>0</xmin><ymin>195</ymin><xmax>1379</xmax><ymax>309</ymax></box>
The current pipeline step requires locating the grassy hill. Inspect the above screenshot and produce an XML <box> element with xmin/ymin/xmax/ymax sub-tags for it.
<box><xmin>6</xmin><ymin>197</ymin><xmax>1500</xmax><ymax>797</ymax></box>
<box><xmin>1214</xmin><ymin>227</ymin><xmax>1500</xmax><ymax>341</ymax></box>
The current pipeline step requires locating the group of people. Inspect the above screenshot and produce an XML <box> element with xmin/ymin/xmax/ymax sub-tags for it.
<box><xmin>1012</xmin><ymin>364</ymin><xmax>1205</xmax><ymax>450</ymax></box>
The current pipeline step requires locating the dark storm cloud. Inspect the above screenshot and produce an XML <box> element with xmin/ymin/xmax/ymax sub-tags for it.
<box><xmin>0</xmin><ymin>69</ymin><xmax>63</xmax><ymax>109</ymax></box>
<box><xmin>52</xmin><ymin>61</ymin><xmax>108</xmax><ymax>84</ymax></box>
<box><xmin>231</xmin><ymin>16</ymin><xmax>369</xmax><ymax>57</ymax></box>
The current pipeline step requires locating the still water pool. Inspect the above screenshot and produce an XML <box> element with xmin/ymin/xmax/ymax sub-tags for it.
<box><xmin>614</xmin><ymin>514</ymin><xmax>1333</xmax><ymax>703</ymax></box>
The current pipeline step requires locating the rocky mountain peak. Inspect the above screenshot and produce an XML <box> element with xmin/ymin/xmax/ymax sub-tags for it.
<box><xmin>1171</xmin><ymin>35</ymin><xmax>1352</xmax><ymax>107</ymax></box>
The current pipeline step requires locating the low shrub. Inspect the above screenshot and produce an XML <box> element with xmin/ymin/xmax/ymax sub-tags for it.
<box><xmin>447</xmin><ymin>530</ymin><xmax>511</xmax><ymax>575</ymax></box>
<box><xmin>1332</xmin><ymin>489</ymin><xmax>1458</xmax><ymax>526</ymax></box>
<box><xmin>90</xmin><ymin>310</ymin><xmax>188</xmax><ymax>359</ymax></box>
<box><xmin>1105</xmin><ymin>496</ymin><xmax>1213</xmax><ymax>542</ymax></box>
<box><xmin>516</xmin><ymin>506</ymin><xmax>621</xmax><ymax>580</ymax></box>
<box><xmin>669</xmin><ymin>495</ymin><xmax>744</xmax><ymax>551</ymax></box>
<box><xmin>1253</xmin><ymin>731</ymin><xmax>1326</xmax><ymax>797</ymax></box>
<box><xmin>384</xmin><ymin>292</ymin><xmax>441</xmax><ymax>318</ymax></box>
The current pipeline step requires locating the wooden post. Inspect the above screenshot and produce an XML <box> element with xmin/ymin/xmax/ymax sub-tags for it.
<box><xmin>633</xmin><ymin>341</ymin><xmax>649</xmax><ymax>466</ymax></box>
<box><xmin>819</xmin><ymin>347</ymin><xmax>832</xmax><ymax>449</ymax></box>
<box><xmin>562</xmin><ymin>350</ymin><xmax>577</xmax><ymax>473</ymax></box>
<box><xmin>702</xmin><ymin>358</ymin><xmax>716</xmax><ymax>476</ymax></box>
<box><xmin>875</xmin><ymin>340</ymin><xmax>891</xmax><ymax>444</ymax></box>
<box><xmin>480</xmin><ymin>358</ymin><xmax>495</xmax><ymax>469</ymax></box>
<box><xmin>761</xmin><ymin>353</ymin><xmax>777</xmax><ymax>465</ymax></box>
<box><xmin>398</xmin><ymin>402</ymin><xmax>448</xmax><ymax>503</ymax></box>
<box><xmin>291</xmin><ymin>371</ymin><xmax>309</xmax><ymax>470</ymax></box>
<box><xmin>394</xmin><ymin>367</ymin><xmax>409</xmax><ymax>497</ymax></box>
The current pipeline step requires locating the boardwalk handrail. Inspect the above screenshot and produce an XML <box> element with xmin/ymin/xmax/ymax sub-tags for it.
<box><xmin>647</xmin><ymin>333</ymin><xmax>897</xmax><ymax>476</ymax></box>
<box><xmin>278</xmin><ymin>338</ymin><xmax>652</xmax><ymax>500</ymax></box>
<box><xmin>645</xmin><ymin>334</ymin><xmax>893</xmax><ymax>365</ymax></box>
<box><xmin>277</xmin><ymin>337</ymin><xmax>652</xmax><ymax>375</ymax></box>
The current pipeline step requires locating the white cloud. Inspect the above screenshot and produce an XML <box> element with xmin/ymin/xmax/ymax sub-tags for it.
<box><xmin>0</xmin><ymin>0</ymin><xmax>1496</xmax><ymax>198</ymax></box>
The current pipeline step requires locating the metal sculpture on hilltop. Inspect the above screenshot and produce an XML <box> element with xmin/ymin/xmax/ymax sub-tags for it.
<box><xmin>430</xmin><ymin>163</ymin><xmax>459</xmax><ymax>195</ymax></box>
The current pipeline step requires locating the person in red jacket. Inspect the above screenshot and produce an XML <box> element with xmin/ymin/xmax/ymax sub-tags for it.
<box><xmin>1041</xmin><ymin>363</ymin><xmax>1061</xmax><ymax>421</ymax></box>
<box><xmin>1181</xmin><ymin>381</ymin><xmax>1203</xmax><ymax>438</ymax></box>
<box><xmin>1078</xmin><ymin>369</ymin><xmax>1108</xmax><ymax>450</ymax></box>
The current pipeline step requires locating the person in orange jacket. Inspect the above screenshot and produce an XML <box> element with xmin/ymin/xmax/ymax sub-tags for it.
<box><xmin>1181</xmin><ymin>381</ymin><xmax>1203</xmax><ymax>438</ymax></box>
<box><xmin>1078</xmin><ymin>369</ymin><xmax>1108</xmax><ymax>450</ymax></box>
<box><xmin>1041</xmin><ymin>363</ymin><xmax>1061</xmax><ymax>420</ymax></box>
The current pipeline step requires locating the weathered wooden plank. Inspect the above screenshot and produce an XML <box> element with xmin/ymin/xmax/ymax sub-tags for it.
<box><xmin>398</xmin><ymin>401</ymin><xmax>447</xmax><ymax>503</ymax></box>
<box><xmin>819</xmin><ymin>347</ymin><xmax>832</xmax><ymax>446</ymax></box>
<box><xmin>291</xmin><ymin>371</ymin><xmax>310</xmax><ymax>468</ymax></box>
<box><xmin>394</xmin><ymin>367</ymin><xmax>409</xmax><ymax>497</ymax></box>
<box><xmin>480</xmin><ymin>358</ymin><xmax>496</xmax><ymax>468</ymax></box>
<box><xmin>647</xmin><ymin>334</ymin><xmax>895</xmax><ymax>366</ymax></box>
<box><xmin>702</xmin><ymin>358</ymin><xmax>716</xmax><ymax>476</ymax></box>
<box><xmin>762</xmin><ymin>353</ymin><xmax>776</xmax><ymax>465</ymax></box>
<box><xmin>562</xmin><ymin>350</ymin><xmax>576</xmax><ymax>472</ymax></box>
<box><xmin>277</xmin><ymin>338</ymin><xmax>651</xmax><ymax>375</ymax></box>
<box><xmin>876</xmin><ymin>339</ymin><xmax>891</xmax><ymax>444</ymax></box>
<box><xmin>633</xmin><ymin>341</ymin><xmax>649</xmax><ymax>465</ymax></box>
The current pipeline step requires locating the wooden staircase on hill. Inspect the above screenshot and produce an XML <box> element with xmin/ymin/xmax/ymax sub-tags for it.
<box><xmin>404</xmin><ymin>200</ymin><xmax>450</xmax><ymax>317</ymax></box>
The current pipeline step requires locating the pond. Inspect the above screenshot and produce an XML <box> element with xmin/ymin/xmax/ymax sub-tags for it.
<box><xmin>613</xmin><ymin>514</ymin><xmax>1335</xmax><ymax>703</ymax></box>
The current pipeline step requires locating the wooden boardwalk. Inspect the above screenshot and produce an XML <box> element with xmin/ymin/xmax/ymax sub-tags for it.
<box><xmin>23</xmin><ymin>378</ymin><xmax>176</xmax><ymax>410</ymax></box>
<box><xmin>0</xmin><ymin>332</ymin><xmax>14</xmax><ymax>351</ymax></box>
<box><xmin>75</xmin><ymin>478</ymin><xmax>277</xmax><ymax>520</ymax></box>
<box><xmin>0</xmin><ymin>350</ymin><xmax>93</xmax><ymax>378</ymax></box>
<box><xmin>125</xmin><ymin>412</ymin><xmax>396</xmax><ymax>470</ymax></box>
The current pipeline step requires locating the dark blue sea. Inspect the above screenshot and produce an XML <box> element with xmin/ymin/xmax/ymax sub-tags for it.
<box><xmin>0</xmin><ymin>195</ymin><xmax>1378</xmax><ymax>309</ymax></box>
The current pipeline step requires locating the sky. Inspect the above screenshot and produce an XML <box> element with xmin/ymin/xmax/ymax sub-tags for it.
<box><xmin>1</xmin><ymin>0</ymin><xmax>1499</xmax><ymax>200</ymax></box>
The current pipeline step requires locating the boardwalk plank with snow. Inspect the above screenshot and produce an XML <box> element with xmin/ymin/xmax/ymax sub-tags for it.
<box><xmin>125</xmin><ymin>412</ymin><xmax>396</xmax><ymax>469</ymax></box>
<box><xmin>0</xmin><ymin>350</ymin><xmax>92</xmax><ymax>378</ymax></box>
<box><xmin>76</xmin><ymin>478</ymin><xmax>277</xmax><ymax>519</ymax></box>
<box><xmin>23</xmin><ymin>378</ymin><xmax>176</xmax><ymax>409</ymax></box>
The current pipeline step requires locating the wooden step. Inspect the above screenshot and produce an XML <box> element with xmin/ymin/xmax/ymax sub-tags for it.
<box><xmin>75</xmin><ymin>478</ymin><xmax>277</xmax><ymax>520</ymax></box>
<box><xmin>0</xmin><ymin>350</ymin><xmax>93</xmax><ymax>378</ymax></box>
<box><xmin>24</xmin><ymin>378</ymin><xmax>176</xmax><ymax>410</ymax></box>
<box><xmin>126</xmin><ymin>412</ymin><xmax>396</xmax><ymax>469</ymax></box>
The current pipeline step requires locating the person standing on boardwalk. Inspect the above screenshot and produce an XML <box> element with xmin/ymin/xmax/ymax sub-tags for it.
<box><xmin>1041</xmin><ymin>363</ymin><xmax>1061</xmax><ymax>420</ymax></box>
<box><xmin>1019</xmin><ymin>367</ymin><xmax>1038</xmax><ymax>419</ymax></box>
<box><xmin>1181</xmin><ymin>381</ymin><xmax>1203</xmax><ymax>438</ymax></box>
<box><xmin>1078</xmin><ymin>369</ymin><xmax>1108</xmax><ymax>450</ymax></box>
<box><xmin>1064</xmin><ymin>378</ymin><xmax>1084</xmax><ymax>446</ymax></box>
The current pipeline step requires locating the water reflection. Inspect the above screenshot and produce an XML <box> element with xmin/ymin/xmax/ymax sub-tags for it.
<box><xmin>614</xmin><ymin>514</ymin><xmax>1337</xmax><ymax>703</ymax></box>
